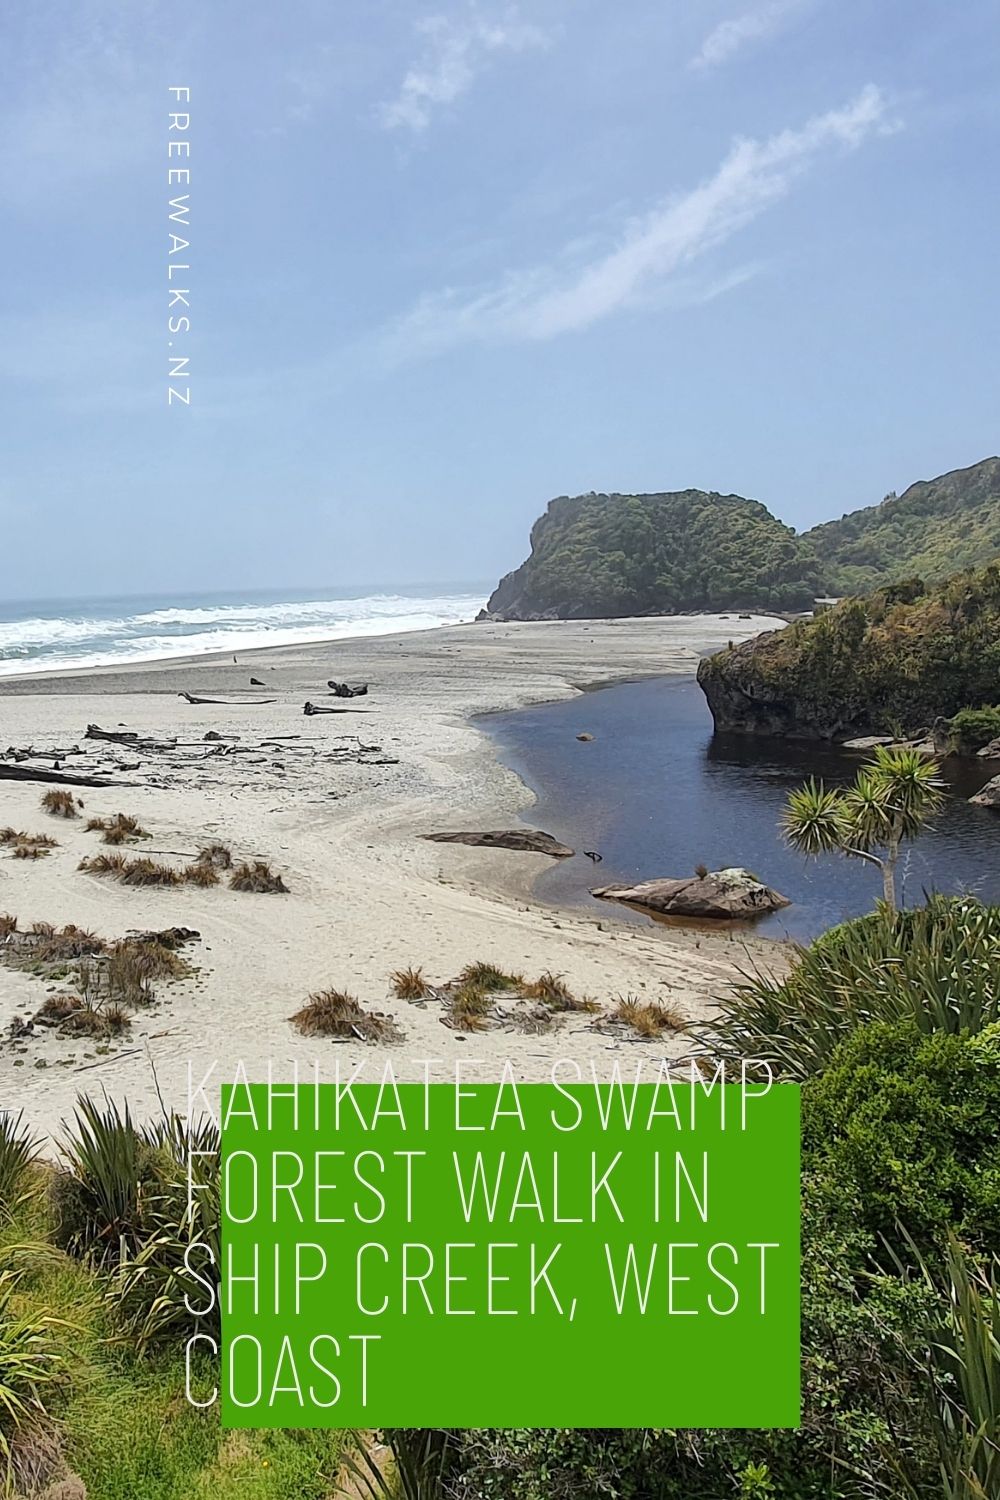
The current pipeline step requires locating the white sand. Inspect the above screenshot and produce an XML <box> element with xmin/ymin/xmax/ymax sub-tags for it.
<box><xmin>0</xmin><ymin>615</ymin><xmax>787</xmax><ymax>1139</ymax></box>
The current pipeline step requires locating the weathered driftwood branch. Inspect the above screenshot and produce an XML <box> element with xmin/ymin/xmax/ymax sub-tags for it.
<box><xmin>180</xmin><ymin>692</ymin><xmax>277</xmax><ymax>706</ymax></box>
<box><xmin>304</xmin><ymin>702</ymin><xmax>369</xmax><ymax>716</ymax></box>
<box><xmin>0</xmin><ymin>764</ymin><xmax>125</xmax><ymax>788</ymax></box>
<box><xmin>328</xmin><ymin>681</ymin><xmax>369</xmax><ymax>698</ymax></box>
<box><xmin>85</xmin><ymin>724</ymin><xmax>175</xmax><ymax>750</ymax></box>
<box><xmin>4</xmin><ymin>745</ymin><xmax>84</xmax><ymax>762</ymax></box>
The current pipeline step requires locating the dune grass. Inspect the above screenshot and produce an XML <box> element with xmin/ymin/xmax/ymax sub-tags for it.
<box><xmin>455</xmin><ymin>962</ymin><xmax>524</xmax><ymax>993</ymax></box>
<box><xmin>0</xmin><ymin>829</ymin><xmax>58</xmax><ymax>856</ymax></box>
<box><xmin>290</xmin><ymin>989</ymin><xmax>403</xmax><ymax>1043</ymax></box>
<box><xmin>445</xmin><ymin>983</ymin><xmax>494</xmax><ymax>1032</ymax></box>
<box><xmin>229</xmin><ymin>861</ymin><xmax>289</xmax><ymax>894</ymax></box>
<box><xmin>389</xmin><ymin>966</ymin><xmax>431</xmax><ymax>1000</ymax></box>
<box><xmin>85</xmin><ymin>813</ymin><xmax>150</xmax><ymax>846</ymax></box>
<box><xmin>612</xmin><ymin>995</ymin><xmax>687</xmax><ymax>1038</ymax></box>
<box><xmin>40</xmin><ymin>791</ymin><xmax>80</xmax><ymax>819</ymax></box>
<box><xmin>195</xmin><ymin>843</ymin><xmax>233</xmax><ymax>870</ymax></box>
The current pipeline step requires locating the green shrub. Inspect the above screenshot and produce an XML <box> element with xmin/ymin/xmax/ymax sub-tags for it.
<box><xmin>702</xmin><ymin>897</ymin><xmax>1000</xmax><ymax>1080</ymax></box>
<box><xmin>945</xmin><ymin>704</ymin><xmax>1000</xmax><ymax>752</ymax></box>
<box><xmin>53</xmin><ymin>1097</ymin><xmax>159</xmax><ymax>1265</ymax></box>
<box><xmin>804</xmin><ymin>1020</ymin><xmax>1000</xmax><ymax>1255</ymax></box>
<box><xmin>108</xmin><ymin>1113</ymin><xmax>220</xmax><ymax>1352</ymax></box>
<box><xmin>0</xmin><ymin>1113</ymin><xmax>40</xmax><ymax>1225</ymax></box>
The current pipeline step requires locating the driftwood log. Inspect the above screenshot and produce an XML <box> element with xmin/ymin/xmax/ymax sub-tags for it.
<box><xmin>304</xmin><ymin>702</ymin><xmax>369</xmax><ymax>716</ymax></box>
<box><xmin>85</xmin><ymin>724</ymin><xmax>176</xmax><ymax>750</ymax></box>
<box><xmin>328</xmin><ymin>681</ymin><xmax>369</xmax><ymax>698</ymax></box>
<box><xmin>0</xmin><ymin>764</ymin><xmax>124</xmax><ymax>788</ymax></box>
<box><xmin>180</xmin><ymin>692</ymin><xmax>277</xmax><ymax>706</ymax></box>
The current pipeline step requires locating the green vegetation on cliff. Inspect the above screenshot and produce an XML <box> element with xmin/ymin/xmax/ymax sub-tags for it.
<box><xmin>485</xmin><ymin>458</ymin><xmax>1000</xmax><ymax>621</ymax></box>
<box><xmin>485</xmin><ymin>489</ymin><xmax>824</xmax><ymax>618</ymax></box>
<box><xmin>803</xmin><ymin>456</ymin><xmax>1000</xmax><ymax>594</ymax></box>
<box><xmin>697</xmin><ymin>563</ymin><xmax>1000</xmax><ymax>739</ymax></box>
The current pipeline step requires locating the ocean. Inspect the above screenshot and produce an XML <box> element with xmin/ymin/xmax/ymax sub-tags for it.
<box><xmin>0</xmin><ymin>583</ymin><xmax>489</xmax><ymax>677</ymax></box>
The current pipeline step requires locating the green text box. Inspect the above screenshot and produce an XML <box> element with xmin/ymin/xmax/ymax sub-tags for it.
<box><xmin>220</xmin><ymin>1081</ymin><xmax>799</xmax><ymax>1427</ymax></box>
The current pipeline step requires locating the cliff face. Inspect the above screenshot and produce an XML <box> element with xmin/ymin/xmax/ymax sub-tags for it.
<box><xmin>697</xmin><ymin>566</ymin><xmax>1000</xmax><ymax>740</ymax></box>
<box><xmin>803</xmin><ymin>456</ymin><xmax>1000</xmax><ymax>595</ymax></box>
<box><xmin>484</xmin><ymin>490</ymin><xmax>823</xmax><ymax>620</ymax></box>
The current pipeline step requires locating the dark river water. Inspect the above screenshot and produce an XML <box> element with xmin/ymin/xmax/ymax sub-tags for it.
<box><xmin>483</xmin><ymin>676</ymin><xmax>1000</xmax><ymax>942</ymax></box>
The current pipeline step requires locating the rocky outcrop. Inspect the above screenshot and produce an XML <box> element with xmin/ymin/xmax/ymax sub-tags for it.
<box><xmin>969</xmin><ymin>776</ymin><xmax>1000</xmax><ymax>810</ymax></box>
<box><xmin>593</xmin><ymin>868</ymin><xmax>789</xmax><ymax>920</ymax></box>
<box><xmin>698</xmin><ymin>564</ymin><xmax>1000</xmax><ymax>739</ymax></box>
<box><xmin>423</xmin><ymin>829</ymin><xmax>574</xmax><ymax>857</ymax></box>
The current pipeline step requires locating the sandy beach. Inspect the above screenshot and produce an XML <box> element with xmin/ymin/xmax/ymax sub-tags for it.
<box><xmin>0</xmin><ymin>613</ymin><xmax>787</xmax><ymax>1140</ymax></box>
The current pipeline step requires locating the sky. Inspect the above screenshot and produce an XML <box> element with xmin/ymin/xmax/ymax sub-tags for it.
<box><xmin>1</xmin><ymin>0</ymin><xmax>998</xmax><ymax>599</ymax></box>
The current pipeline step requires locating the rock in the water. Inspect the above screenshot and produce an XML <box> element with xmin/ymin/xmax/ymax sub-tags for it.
<box><xmin>593</xmin><ymin>867</ymin><xmax>790</xmax><ymax>919</ymax></box>
<box><xmin>576</xmin><ymin>732</ymin><xmax>594</xmax><ymax>742</ymax></box>
<box><xmin>970</xmin><ymin>776</ymin><xmax>1000</xmax><ymax>809</ymax></box>
<box><xmin>977</xmin><ymin>737</ymin><xmax>1000</xmax><ymax>760</ymax></box>
<box><xmin>424</xmin><ymin>829</ymin><xmax>574</xmax><ymax>857</ymax></box>
<box><xmin>842</xmin><ymin>735</ymin><xmax>896</xmax><ymax>750</ymax></box>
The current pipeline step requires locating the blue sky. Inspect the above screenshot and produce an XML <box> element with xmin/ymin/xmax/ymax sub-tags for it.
<box><xmin>2</xmin><ymin>0</ymin><xmax>998</xmax><ymax>598</ymax></box>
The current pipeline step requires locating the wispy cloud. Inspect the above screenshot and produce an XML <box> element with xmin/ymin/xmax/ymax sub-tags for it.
<box><xmin>378</xmin><ymin>7</ymin><xmax>550</xmax><ymax>133</ymax></box>
<box><xmin>689</xmin><ymin>0</ymin><xmax>803</xmax><ymax>71</ymax></box>
<box><xmin>379</xmin><ymin>85</ymin><xmax>896</xmax><ymax>360</ymax></box>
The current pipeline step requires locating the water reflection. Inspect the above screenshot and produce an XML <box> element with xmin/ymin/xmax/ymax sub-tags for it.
<box><xmin>484</xmin><ymin>676</ymin><xmax>999</xmax><ymax>941</ymax></box>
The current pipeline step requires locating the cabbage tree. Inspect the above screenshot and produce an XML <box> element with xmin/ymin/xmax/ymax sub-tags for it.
<box><xmin>782</xmin><ymin>746</ymin><xmax>945</xmax><ymax>910</ymax></box>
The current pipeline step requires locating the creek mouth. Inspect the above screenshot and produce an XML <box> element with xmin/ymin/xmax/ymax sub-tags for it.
<box><xmin>482</xmin><ymin>675</ymin><xmax>1000</xmax><ymax>943</ymax></box>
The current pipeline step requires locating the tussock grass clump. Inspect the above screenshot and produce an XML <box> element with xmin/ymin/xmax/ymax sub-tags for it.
<box><xmin>612</xmin><ymin>995</ymin><xmax>687</xmax><ymax>1038</ymax></box>
<box><xmin>109</xmin><ymin>935</ymin><xmax>189</xmax><ymax>982</ymax></box>
<box><xmin>0</xmin><ymin>914</ymin><xmax>18</xmax><ymax>938</ymax></box>
<box><xmin>195</xmin><ymin>842</ymin><xmax>232</xmax><ymax>870</ymax></box>
<box><xmin>119</xmin><ymin>859</ymin><xmax>183</xmax><ymax>888</ymax></box>
<box><xmin>457</xmin><ymin>961</ymin><xmax>524</xmax><ymax>992</ymax></box>
<box><xmin>1</xmin><ymin>829</ymin><xmax>57</xmax><ymax>849</ymax></box>
<box><xmin>11</xmin><ymin>926</ymin><xmax>107</xmax><ymax>970</ymax></box>
<box><xmin>61</xmin><ymin>1001</ymin><xmax>131</xmax><ymax>1038</ymax></box>
<box><xmin>79</xmin><ymin>854</ymin><xmax>182</xmax><ymax>887</ymax></box>
<box><xmin>40</xmin><ymin>790</ymin><xmax>80</xmax><ymax>818</ymax></box>
<box><xmin>0</xmin><ymin>921</ymin><xmax>196</xmax><ymax>1027</ymax></box>
<box><xmin>522</xmin><ymin>971</ymin><xmax>599</xmax><ymax>1012</ymax></box>
<box><xmin>35</xmin><ymin>994</ymin><xmax>84</xmax><ymax>1025</ymax></box>
<box><xmin>289</xmin><ymin>989</ymin><xmax>403</xmax><ymax>1044</ymax></box>
<box><xmin>11</xmin><ymin>843</ymin><xmax>50</xmax><ymax>860</ymax></box>
<box><xmin>183</xmin><ymin>862</ymin><xmax>219</xmax><ymax>888</ymax></box>
<box><xmin>2</xmin><ymin>828</ymin><xmax>57</xmax><ymax>859</ymax></box>
<box><xmin>78</xmin><ymin>853</ymin><xmax>127</xmax><ymax>878</ymax></box>
<box><xmin>445</xmin><ymin>983</ymin><xmax>493</xmax><ymax>1032</ymax></box>
<box><xmin>85</xmin><ymin>813</ymin><xmax>149</xmax><ymax>845</ymax></box>
<box><xmin>390</xmin><ymin>966</ymin><xmax>431</xmax><ymax>1000</ymax></box>
<box><xmin>229</xmin><ymin>860</ymin><xmax>288</xmax><ymax>894</ymax></box>
<box><xmin>102</xmin><ymin>949</ymin><xmax>153</xmax><ymax>1007</ymax></box>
